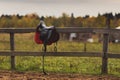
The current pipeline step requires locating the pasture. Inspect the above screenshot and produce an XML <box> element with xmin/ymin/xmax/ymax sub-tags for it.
<box><xmin>0</xmin><ymin>33</ymin><xmax>120</xmax><ymax>77</ymax></box>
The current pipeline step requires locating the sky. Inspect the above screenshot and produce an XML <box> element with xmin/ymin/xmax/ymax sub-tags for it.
<box><xmin>0</xmin><ymin>0</ymin><xmax>120</xmax><ymax>17</ymax></box>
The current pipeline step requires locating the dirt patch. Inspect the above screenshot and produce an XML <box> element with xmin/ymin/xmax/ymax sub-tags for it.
<box><xmin>0</xmin><ymin>71</ymin><xmax>119</xmax><ymax>80</ymax></box>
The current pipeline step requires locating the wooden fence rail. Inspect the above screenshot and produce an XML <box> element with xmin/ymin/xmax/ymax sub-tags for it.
<box><xmin>0</xmin><ymin>27</ymin><xmax>120</xmax><ymax>74</ymax></box>
<box><xmin>0</xmin><ymin>27</ymin><xmax>120</xmax><ymax>33</ymax></box>
<box><xmin>0</xmin><ymin>51</ymin><xmax>120</xmax><ymax>58</ymax></box>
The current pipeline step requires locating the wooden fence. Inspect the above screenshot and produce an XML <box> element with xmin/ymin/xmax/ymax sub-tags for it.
<box><xmin>0</xmin><ymin>27</ymin><xmax>120</xmax><ymax>74</ymax></box>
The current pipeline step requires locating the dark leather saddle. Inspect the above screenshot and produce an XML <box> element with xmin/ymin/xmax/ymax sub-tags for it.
<box><xmin>34</xmin><ymin>22</ymin><xmax>60</xmax><ymax>45</ymax></box>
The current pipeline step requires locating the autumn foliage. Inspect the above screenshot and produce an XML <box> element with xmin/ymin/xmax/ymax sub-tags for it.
<box><xmin>0</xmin><ymin>13</ymin><xmax>120</xmax><ymax>28</ymax></box>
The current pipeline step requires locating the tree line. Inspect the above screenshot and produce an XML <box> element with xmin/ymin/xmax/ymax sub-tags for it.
<box><xmin>0</xmin><ymin>12</ymin><xmax>120</xmax><ymax>28</ymax></box>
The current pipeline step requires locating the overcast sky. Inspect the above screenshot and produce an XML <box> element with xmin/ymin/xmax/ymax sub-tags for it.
<box><xmin>0</xmin><ymin>0</ymin><xmax>120</xmax><ymax>17</ymax></box>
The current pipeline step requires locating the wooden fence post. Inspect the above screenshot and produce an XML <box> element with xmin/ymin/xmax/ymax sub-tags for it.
<box><xmin>102</xmin><ymin>33</ymin><xmax>109</xmax><ymax>74</ymax></box>
<box><xmin>10</xmin><ymin>32</ymin><xmax>15</xmax><ymax>70</ymax></box>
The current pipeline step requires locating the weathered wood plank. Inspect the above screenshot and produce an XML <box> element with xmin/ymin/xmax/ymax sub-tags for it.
<box><xmin>108</xmin><ymin>54</ymin><xmax>120</xmax><ymax>58</ymax></box>
<box><xmin>0</xmin><ymin>28</ymin><xmax>120</xmax><ymax>33</ymax></box>
<box><xmin>0</xmin><ymin>51</ymin><xmax>120</xmax><ymax>58</ymax></box>
<box><xmin>10</xmin><ymin>33</ymin><xmax>15</xmax><ymax>70</ymax></box>
<box><xmin>0</xmin><ymin>51</ymin><xmax>119</xmax><ymax>58</ymax></box>
<box><xmin>0</xmin><ymin>51</ymin><xmax>101</xmax><ymax>57</ymax></box>
<box><xmin>102</xmin><ymin>33</ymin><xmax>109</xmax><ymax>74</ymax></box>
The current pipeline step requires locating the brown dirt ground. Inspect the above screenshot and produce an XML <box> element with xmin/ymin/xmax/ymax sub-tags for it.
<box><xmin>0</xmin><ymin>71</ymin><xmax>119</xmax><ymax>80</ymax></box>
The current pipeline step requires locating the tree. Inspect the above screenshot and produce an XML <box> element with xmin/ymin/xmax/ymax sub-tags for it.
<box><xmin>95</xmin><ymin>16</ymin><xmax>106</xmax><ymax>28</ymax></box>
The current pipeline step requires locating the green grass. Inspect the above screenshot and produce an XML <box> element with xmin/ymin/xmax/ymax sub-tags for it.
<box><xmin>0</xmin><ymin>33</ymin><xmax>120</xmax><ymax>76</ymax></box>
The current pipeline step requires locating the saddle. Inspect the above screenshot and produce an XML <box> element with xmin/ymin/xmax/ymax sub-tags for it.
<box><xmin>34</xmin><ymin>22</ymin><xmax>60</xmax><ymax>45</ymax></box>
<box><xmin>34</xmin><ymin>20</ymin><xmax>60</xmax><ymax>75</ymax></box>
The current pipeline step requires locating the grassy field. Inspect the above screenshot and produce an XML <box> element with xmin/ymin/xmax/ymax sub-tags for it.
<box><xmin>0</xmin><ymin>33</ymin><xmax>120</xmax><ymax>76</ymax></box>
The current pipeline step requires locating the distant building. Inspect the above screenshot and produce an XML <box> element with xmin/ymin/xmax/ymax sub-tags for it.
<box><xmin>114</xmin><ymin>26</ymin><xmax>120</xmax><ymax>43</ymax></box>
<box><xmin>109</xmin><ymin>26</ymin><xmax>120</xmax><ymax>43</ymax></box>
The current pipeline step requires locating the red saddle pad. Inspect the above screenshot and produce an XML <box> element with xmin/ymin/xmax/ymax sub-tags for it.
<box><xmin>34</xmin><ymin>32</ymin><xmax>43</xmax><ymax>44</ymax></box>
